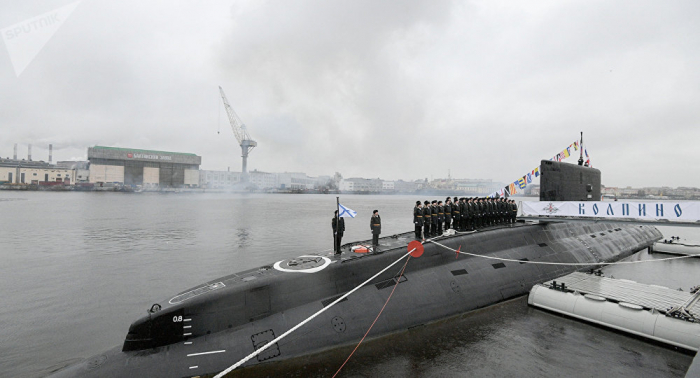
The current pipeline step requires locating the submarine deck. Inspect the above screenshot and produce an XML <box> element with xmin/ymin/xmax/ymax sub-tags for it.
<box><xmin>542</xmin><ymin>272</ymin><xmax>700</xmax><ymax>315</ymax></box>
<box><xmin>334</xmin><ymin>222</ymin><xmax>530</xmax><ymax>262</ymax></box>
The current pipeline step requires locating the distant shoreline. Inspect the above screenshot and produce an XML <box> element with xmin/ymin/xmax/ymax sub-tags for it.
<box><xmin>0</xmin><ymin>184</ymin><xmax>535</xmax><ymax>197</ymax></box>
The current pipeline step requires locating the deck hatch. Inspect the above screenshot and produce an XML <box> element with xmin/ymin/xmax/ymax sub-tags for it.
<box><xmin>169</xmin><ymin>282</ymin><xmax>225</xmax><ymax>304</ymax></box>
<box><xmin>538</xmin><ymin>243</ymin><xmax>548</xmax><ymax>247</ymax></box>
<box><xmin>492</xmin><ymin>263</ymin><xmax>506</xmax><ymax>269</ymax></box>
<box><xmin>451</xmin><ymin>269</ymin><xmax>468</xmax><ymax>276</ymax></box>
<box><xmin>519</xmin><ymin>258</ymin><xmax>529</xmax><ymax>264</ymax></box>
<box><xmin>251</xmin><ymin>329</ymin><xmax>280</xmax><ymax>361</ymax></box>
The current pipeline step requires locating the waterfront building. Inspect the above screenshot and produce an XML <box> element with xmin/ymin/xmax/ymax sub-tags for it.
<box><xmin>249</xmin><ymin>170</ymin><xmax>277</xmax><ymax>190</ymax></box>
<box><xmin>339</xmin><ymin>178</ymin><xmax>383</xmax><ymax>193</ymax></box>
<box><xmin>0</xmin><ymin>158</ymin><xmax>75</xmax><ymax>185</ymax></box>
<box><xmin>199</xmin><ymin>170</ymin><xmax>242</xmax><ymax>189</ymax></box>
<box><xmin>199</xmin><ymin>170</ymin><xmax>329</xmax><ymax>191</ymax></box>
<box><xmin>57</xmin><ymin>161</ymin><xmax>90</xmax><ymax>183</ymax></box>
<box><xmin>87</xmin><ymin>146</ymin><xmax>201</xmax><ymax>188</ymax></box>
<box><xmin>276</xmin><ymin>172</ymin><xmax>309</xmax><ymax>190</ymax></box>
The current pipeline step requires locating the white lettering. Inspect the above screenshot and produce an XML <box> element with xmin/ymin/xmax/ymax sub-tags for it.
<box><xmin>130</xmin><ymin>153</ymin><xmax>173</xmax><ymax>160</ymax></box>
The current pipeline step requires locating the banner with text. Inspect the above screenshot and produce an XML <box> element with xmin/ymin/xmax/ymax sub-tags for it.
<box><xmin>521</xmin><ymin>201</ymin><xmax>700</xmax><ymax>222</ymax></box>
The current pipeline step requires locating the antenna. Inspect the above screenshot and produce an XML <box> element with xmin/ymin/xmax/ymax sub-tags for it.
<box><xmin>578</xmin><ymin>132</ymin><xmax>584</xmax><ymax>166</ymax></box>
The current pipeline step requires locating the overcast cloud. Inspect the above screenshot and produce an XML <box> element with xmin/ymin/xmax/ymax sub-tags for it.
<box><xmin>1</xmin><ymin>0</ymin><xmax>699</xmax><ymax>188</ymax></box>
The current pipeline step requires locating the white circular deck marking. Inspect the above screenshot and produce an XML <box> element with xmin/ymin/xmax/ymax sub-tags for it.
<box><xmin>273</xmin><ymin>255</ymin><xmax>332</xmax><ymax>274</ymax></box>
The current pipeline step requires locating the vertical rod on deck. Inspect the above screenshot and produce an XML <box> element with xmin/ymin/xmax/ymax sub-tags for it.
<box><xmin>336</xmin><ymin>197</ymin><xmax>340</xmax><ymax>251</ymax></box>
<box><xmin>578</xmin><ymin>131</ymin><xmax>584</xmax><ymax>166</ymax></box>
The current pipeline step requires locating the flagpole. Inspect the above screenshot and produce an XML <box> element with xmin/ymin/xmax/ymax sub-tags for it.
<box><xmin>336</xmin><ymin>197</ymin><xmax>340</xmax><ymax>251</ymax></box>
<box><xmin>578</xmin><ymin>131</ymin><xmax>584</xmax><ymax>166</ymax></box>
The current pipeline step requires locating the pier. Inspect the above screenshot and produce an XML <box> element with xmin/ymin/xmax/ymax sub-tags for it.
<box><xmin>528</xmin><ymin>272</ymin><xmax>700</xmax><ymax>352</ymax></box>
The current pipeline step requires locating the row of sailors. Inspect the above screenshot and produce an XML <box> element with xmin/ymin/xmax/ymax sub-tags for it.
<box><xmin>413</xmin><ymin>197</ymin><xmax>518</xmax><ymax>240</ymax></box>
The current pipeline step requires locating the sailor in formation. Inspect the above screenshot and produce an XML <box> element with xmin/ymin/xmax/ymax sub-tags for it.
<box><xmin>413</xmin><ymin>201</ymin><xmax>423</xmax><ymax>240</ymax></box>
<box><xmin>509</xmin><ymin>199</ymin><xmax>518</xmax><ymax>223</ymax></box>
<box><xmin>430</xmin><ymin>200</ymin><xmax>438</xmax><ymax>236</ymax></box>
<box><xmin>451</xmin><ymin>197</ymin><xmax>460</xmax><ymax>231</ymax></box>
<box><xmin>422</xmin><ymin>200</ymin><xmax>431</xmax><ymax>239</ymax></box>
<box><xmin>332</xmin><ymin>210</ymin><xmax>345</xmax><ymax>255</ymax></box>
<box><xmin>443</xmin><ymin>197</ymin><xmax>452</xmax><ymax>231</ymax></box>
<box><xmin>370</xmin><ymin>210</ymin><xmax>381</xmax><ymax>251</ymax></box>
<box><xmin>437</xmin><ymin>200</ymin><xmax>444</xmax><ymax>235</ymax></box>
<box><xmin>414</xmin><ymin>197</ymin><xmax>518</xmax><ymax>234</ymax></box>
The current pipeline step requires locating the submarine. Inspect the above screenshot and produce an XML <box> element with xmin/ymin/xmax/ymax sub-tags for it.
<box><xmin>48</xmin><ymin>161</ymin><xmax>662</xmax><ymax>378</ymax></box>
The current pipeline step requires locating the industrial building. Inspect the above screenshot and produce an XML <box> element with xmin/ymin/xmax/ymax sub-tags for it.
<box><xmin>0</xmin><ymin>158</ymin><xmax>75</xmax><ymax>184</ymax></box>
<box><xmin>87</xmin><ymin>146</ymin><xmax>201</xmax><ymax>188</ymax></box>
<box><xmin>199</xmin><ymin>170</ymin><xmax>242</xmax><ymax>189</ymax></box>
<box><xmin>199</xmin><ymin>169</ymin><xmax>328</xmax><ymax>190</ymax></box>
<box><xmin>56</xmin><ymin>161</ymin><xmax>90</xmax><ymax>183</ymax></box>
<box><xmin>0</xmin><ymin>144</ymin><xmax>75</xmax><ymax>185</ymax></box>
<box><xmin>339</xmin><ymin>178</ymin><xmax>383</xmax><ymax>193</ymax></box>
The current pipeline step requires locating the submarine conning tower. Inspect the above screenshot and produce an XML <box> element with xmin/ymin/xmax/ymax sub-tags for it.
<box><xmin>539</xmin><ymin>159</ymin><xmax>601</xmax><ymax>201</ymax></box>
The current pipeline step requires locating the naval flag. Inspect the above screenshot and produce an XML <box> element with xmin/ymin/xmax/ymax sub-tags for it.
<box><xmin>338</xmin><ymin>204</ymin><xmax>357</xmax><ymax>218</ymax></box>
<box><xmin>518</xmin><ymin>177</ymin><xmax>526</xmax><ymax>189</ymax></box>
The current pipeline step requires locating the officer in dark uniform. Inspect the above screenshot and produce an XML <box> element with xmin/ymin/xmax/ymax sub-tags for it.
<box><xmin>451</xmin><ymin>197</ymin><xmax>460</xmax><ymax>230</ymax></box>
<box><xmin>332</xmin><ymin>210</ymin><xmax>345</xmax><ymax>255</ymax></box>
<box><xmin>423</xmin><ymin>200</ymin><xmax>431</xmax><ymax>238</ymax></box>
<box><xmin>462</xmin><ymin>198</ymin><xmax>469</xmax><ymax>231</ymax></box>
<box><xmin>437</xmin><ymin>200</ymin><xmax>444</xmax><ymax>235</ymax></box>
<box><xmin>467</xmin><ymin>198</ymin><xmax>475</xmax><ymax>231</ymax></box>
<box><xmin>454</xmin><ymin>198</ymin><xmax>460</xmax><ymax>231</ymax></box>
<box><xmin>444</xmin><ymin>197</ymin><xmax>452</xmax><ymax>230</ymax></box>
<box><xmin>454</xmin><ymin>198</ymin><xmax>461</xmax><ymax>231</ymax></box>
<box><xmin>413</xmin><ymin>201</ymin><xmax>423</xmax><ymax>240</ymax></box>
<box><xmin>495</xmin><ymin>198</ymin><xmax>501</xmax><ymax>224</ymax></box>
<box><xmin>371</xmin><ymin>210</ymin><xmax>381</xmax><ymax>250</ymax></box>
<box><xmin>431</xmin><ymin>200</ymin><xmax>438</xmax><ymax>236</ymax></box>
<box><xmin>486</xmin><ymin>198</ymin><xmax>491</xmax><ymax>226</ymax></box>
<box><xmin>511</xmin><ymin>200</ymin><xmax>518</xmax><ymax>224</ymax></box>
<box><xmin>461</xmin><ymin>198</ymin><xmax>467</xmax><ymax>230</ymax></box>
<box><xmin>500</xmin><ymin>198</ymin><xmax>507</xmax><ymax>224</ymax></box>
<box><xmin>478</xmin><ymin>198</ymin><xmax>485</xmax><ymax>228</ymax></box>
<box><xmin>492</xmin><ymin>198</ymin><xmax>498</xmax><ymax>225</ymax></box>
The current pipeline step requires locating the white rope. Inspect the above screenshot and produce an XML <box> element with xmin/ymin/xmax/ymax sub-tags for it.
<box><xmin>213</xmin><ymin>248</ymin><xmax>416</xmax><ymax>377</ymax></box>
<box><xmin>430</xmin><ymin>240</ymin><xmax>698</xmax><ymax>266</ymax></box>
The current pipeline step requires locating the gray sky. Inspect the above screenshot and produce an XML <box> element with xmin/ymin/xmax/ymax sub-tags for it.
<box><xmin>1</xmin><ymin>0</ymin><xmax>699</xmax><ymax>188</ymax></box>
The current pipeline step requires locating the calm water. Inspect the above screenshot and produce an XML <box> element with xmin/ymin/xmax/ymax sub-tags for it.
<box><xmin>0</xmin><ymin>192</ymin><xmax>697</xmax><ymax>378</ymax></box>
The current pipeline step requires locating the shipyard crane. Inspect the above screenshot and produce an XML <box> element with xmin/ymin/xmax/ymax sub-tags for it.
<box><xmin>219</xmin><ymin>86</ymin><xmax>257</xmax><ymax>183</ymax></box>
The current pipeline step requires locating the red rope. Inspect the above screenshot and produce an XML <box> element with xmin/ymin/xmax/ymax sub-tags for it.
<box><xmin>331</xmin><ymin>256</ymin><xmax>412</xmax><ymax>378</ymax></box>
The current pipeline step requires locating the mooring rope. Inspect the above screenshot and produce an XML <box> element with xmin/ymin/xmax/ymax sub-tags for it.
<box><xmin>213</xmin><ymin>248</ymin><xmax>416</xmax><ymax>378</ymax></box>
<box><xmin>331</xmin><ymin>255</ymin><xmax>411</xmax><ymax>378</ymax></box>
<box><xmin>214</xmin><ymin>234</ymin><xmax>692</xmax><ymax>377</ymax></box>
<box><xmin>430</xmin><ymin>240</ymin><xmax>698</xmax><ymax>266</ymax></box>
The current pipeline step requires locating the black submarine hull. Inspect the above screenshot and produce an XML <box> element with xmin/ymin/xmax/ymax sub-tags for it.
<box><xmin>48</xmin><ymin>221</ymin><xmax>661</xmax><ymax>378</ymax></box>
